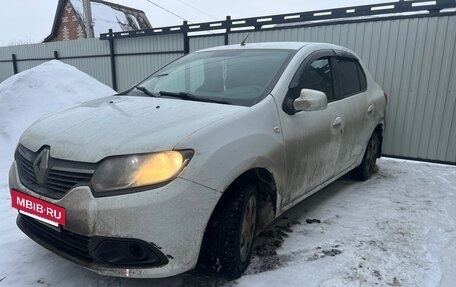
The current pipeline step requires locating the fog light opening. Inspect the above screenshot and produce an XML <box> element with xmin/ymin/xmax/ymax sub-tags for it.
<box><xmin>93</xmin><ymin>239</ymin><xmax>168</xmax><ymax>266</ymax></box>
<box><xmin>129</xmin><ymin>243</ymin><xmax>145</xmax><ymax>260</ymax></box>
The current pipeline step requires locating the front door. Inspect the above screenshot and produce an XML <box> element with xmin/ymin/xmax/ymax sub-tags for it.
<box><xmin>279</xmin><ymin>53</ymin><xmax>343</xmax><ymax>204</ymax></box>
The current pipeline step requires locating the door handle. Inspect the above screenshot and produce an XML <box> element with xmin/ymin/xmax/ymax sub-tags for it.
<box><xmin>367</xmin><ymin>105</ymin><xmax>374</xmax><ymax>114</ymax></box>
<box><xmin>332</xmin><ymin>117</ymin><xmax>342</xmax><ymax>128</ymax></box>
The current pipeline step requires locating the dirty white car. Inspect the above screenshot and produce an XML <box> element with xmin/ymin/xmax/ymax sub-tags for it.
<box><xmin>9</xmin><ymin>42</ymin><xmax>386</xmax><ymax>279</ymax></box>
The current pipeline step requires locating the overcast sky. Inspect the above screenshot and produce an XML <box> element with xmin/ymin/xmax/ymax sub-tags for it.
<box><xmin>0</xmin><ymin>0</ymin><xmax>390</xmax><ymax>46</ymax></box>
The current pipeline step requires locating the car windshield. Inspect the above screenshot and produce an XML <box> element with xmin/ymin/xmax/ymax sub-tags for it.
<box><xmin>128</xmin><ymin>49</ymin><xmax>294</xmax><ymax>106</ymax></box>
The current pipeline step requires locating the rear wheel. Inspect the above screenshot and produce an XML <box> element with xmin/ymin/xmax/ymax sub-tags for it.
<box><xmin>203</xmin><ymin>181</ymin><xmax>257</xmax><ymax>279</ymax></box>
<box><xmin>353</xmin><ymin>132</ymin><xmax>381</xmax><ymax>181</ymax></box>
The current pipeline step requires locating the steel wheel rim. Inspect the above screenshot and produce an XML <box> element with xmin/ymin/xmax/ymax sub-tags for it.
<box><xmin>240</xmin><ymin>194</ymin><xmax>256</xmax><ymax>263</ymax></box>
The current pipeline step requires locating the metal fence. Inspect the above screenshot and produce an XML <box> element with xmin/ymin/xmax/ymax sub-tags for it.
<box><xmin>1</xmin><ymin>0</ymin><xmax>456</xmax><ymax>164</ymax></box>
<box><xmin>0</xmin><ymin>35</ymin><xmax>185</xmax><ymax>90</ymax></box>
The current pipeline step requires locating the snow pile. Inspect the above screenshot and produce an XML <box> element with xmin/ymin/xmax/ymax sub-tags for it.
<box><xmin>0</xmin><ymin>60</ymin><xmax>115</xmax><ymax>178</ymax></box>
<box><xmin>0</xmin><ymin>60</ymin><xmax>115</xmax><ymax>286</ymax></box>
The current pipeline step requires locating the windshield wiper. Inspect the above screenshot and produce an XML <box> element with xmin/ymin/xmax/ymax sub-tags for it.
<box><xmin>159</xmin><ymin>91</ymin><xmax>230</xmax><ymax>104</ymax></box>
<box><xmin>136</xmin><ymin>86</ymin><xmax>159</xmax><ymax>97</ymax></box>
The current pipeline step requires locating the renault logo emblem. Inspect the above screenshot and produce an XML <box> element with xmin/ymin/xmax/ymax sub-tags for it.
<box><xmin>34</xmin><ymin>148</ymin><xmax>50</xmax><ymax>185</ymax></box>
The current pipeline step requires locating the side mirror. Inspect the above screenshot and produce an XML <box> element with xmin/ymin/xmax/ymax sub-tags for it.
<box><xmin>293</xmin><ymin>89</ymin><xmax>328</xmax><ymax>112</ymax></box>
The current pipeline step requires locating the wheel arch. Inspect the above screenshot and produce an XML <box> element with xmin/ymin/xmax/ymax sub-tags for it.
<box><xmin>196</xmin><ymin>167</ymin><xmax>278</xmax><ymax>271</ymax></box>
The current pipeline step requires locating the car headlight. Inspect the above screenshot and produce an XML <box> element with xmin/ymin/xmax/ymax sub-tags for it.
<box><xmin>91</xmin><ymin>150</ymin><xmax>193</xmax><ymax>194</ymax></box>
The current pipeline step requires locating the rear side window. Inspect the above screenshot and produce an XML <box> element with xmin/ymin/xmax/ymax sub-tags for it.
<box><xmin>357</xmin><ymin>63</ymin><xmax>367</xmax><ymax>91</ymax></box>
<box><xmin>337</xmin><ymin>58</ymin><xmax>366</xmax><ymax>97</ymax></box>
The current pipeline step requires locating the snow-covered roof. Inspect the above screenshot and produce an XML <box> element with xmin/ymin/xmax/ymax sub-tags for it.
<box><xmin>44</xmin><ymin>0</ymin><xmax>152</xmax><ymax>41</ymax></box>
<box><xmin>69</xmin><ymin>0</ymin><xmax>151</xmax><ymax>35</ymax></box>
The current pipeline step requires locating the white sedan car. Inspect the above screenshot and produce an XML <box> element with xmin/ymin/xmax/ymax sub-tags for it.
<box><xmin>9</xmin><ymin>42</ymin><xmax>386</xmax><ymax>279</ymax></box>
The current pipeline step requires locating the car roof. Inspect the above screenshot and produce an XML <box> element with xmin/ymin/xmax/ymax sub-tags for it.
<box><xmin>196</xmin><ymin>41</ymin><xmax>344</xmax><ymax>52</ymax></box>
<box><xmin>197</xmin><ymin>42</ymin><xmax>310</xmax><ymax>52</ymax></box>
<box><xmin>196</xmin><ymin>41</ymin><xmax>359</xmax><ymax>61</ymax></box>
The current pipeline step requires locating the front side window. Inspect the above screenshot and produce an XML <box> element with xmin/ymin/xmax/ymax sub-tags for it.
<box><xmin>298</xmin><ymin>58</ymin><xmax>334</xmax><ymax>101</ymax></box>
<box><xmin>129</xmin><ymin>49</ymin><xmax>293</xmax><ymax>107</ymax></box>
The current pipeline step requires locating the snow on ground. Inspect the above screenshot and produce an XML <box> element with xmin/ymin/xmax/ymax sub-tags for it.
<box><xmin>239</xmin><ymin>160</ymin><xmax>456</xmax><ymax>287</ymax></box>
<box><xmin>1</xmin><ymin>159</ymin><xmax>455</xmax><ymax>287</ymax></box>
<box><xmin>1</xmin><ymin>62</ymin><xmax>456</xmax><ymax>286</ymax></box>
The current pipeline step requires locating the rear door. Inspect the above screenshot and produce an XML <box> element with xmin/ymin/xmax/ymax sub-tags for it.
<box><xmin>332</xmin><ymin>55</ymin><xmax>370</xmax><ymax>173</ymax></box>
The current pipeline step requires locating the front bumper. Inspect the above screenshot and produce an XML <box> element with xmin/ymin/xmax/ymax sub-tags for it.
<box><xmin>9</xmin><ymin>161</ymin><xmax>221</xmax><ymax>278</ymax></box>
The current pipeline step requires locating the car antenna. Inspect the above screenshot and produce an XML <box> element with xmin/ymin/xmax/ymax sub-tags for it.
<box><xmin>240</xmin><ymin>34</ymin><xmax>249</xmax><ymax>46</ymax></box>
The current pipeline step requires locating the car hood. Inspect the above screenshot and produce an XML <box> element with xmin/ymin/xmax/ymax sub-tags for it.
<box><xmin>20</xmin><ymin>96</ymin><xmax>245</xmax><ymax>162</ymax></box>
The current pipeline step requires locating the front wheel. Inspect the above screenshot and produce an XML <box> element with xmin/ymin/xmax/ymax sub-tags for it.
<box><xmin>204</xmin><ymin>181</ymin><xmax>257</xmax><ymax>279</ymax></box>
<box><xmin>353</xmin><ymin>132</ymin><xmax>381</xmax><ymax>181</ymax></box>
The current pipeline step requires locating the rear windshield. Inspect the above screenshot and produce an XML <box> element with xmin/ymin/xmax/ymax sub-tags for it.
<box><xmin>129</xmin><ymin>49</ymin><xmax>294</xmax><ymax>106</ymax></box>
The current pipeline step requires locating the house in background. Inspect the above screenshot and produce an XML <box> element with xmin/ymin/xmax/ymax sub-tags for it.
<box><xmin>44</xmin><ymin>0</ymin><xmax>152</xmax><ymax>42</ymax></box>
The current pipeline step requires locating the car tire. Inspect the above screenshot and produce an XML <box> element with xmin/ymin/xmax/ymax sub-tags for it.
<box><xmin>204</xmin><ymin>181</ymin><xmax>257</xmax><ymax>279</ymax></box>
<box><xmin>353</xmin><ymin>131</ymin><xmax>381</xmax><ymax>181</ymax></box>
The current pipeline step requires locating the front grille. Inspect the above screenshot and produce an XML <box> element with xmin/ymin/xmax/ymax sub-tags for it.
<box><xmin>18</xmin><ymin>214</ymin><xmax>93</xmax><ymax>263</ymax></box>
<box><xmin>15</xmin><ymin>144</ymin><xmax>97</xmax><ymax>199</ymax></box>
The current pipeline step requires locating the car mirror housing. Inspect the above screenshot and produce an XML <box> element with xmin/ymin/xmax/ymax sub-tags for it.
<box><xmin>293</xmin><ymin>89</ymin><xmax>328</xmax><ymax>112</ymax></box>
